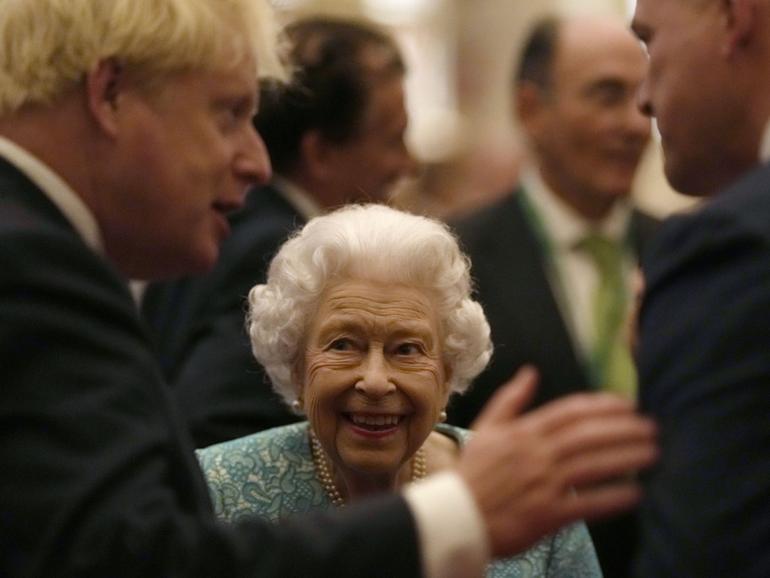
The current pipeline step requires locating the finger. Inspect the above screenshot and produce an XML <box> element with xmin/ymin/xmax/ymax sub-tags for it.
<box><xmin>560</xmin><ymin>482</ymin><xmax>644</xmax><ymax>524</ymax></box>
<box><xmin>561</xmin><ymin>443</ymin><xmax>659</xmax><ymax>489</ymax></box>
<box><xmin>552</xmin><ymin>414</ymin><xmax>658</xmax><ymax>461</ymax></box>
<box><xmin>520</xmin><ymin>392</ymin><xmax>637</xmax><ymax>435</ymax></box>
<box><xmin>471</xmin><ymin>365</ymin><xmax>539</xmax><ymax>429</ymax></box>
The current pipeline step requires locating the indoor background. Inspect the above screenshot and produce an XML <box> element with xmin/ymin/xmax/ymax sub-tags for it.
<box><xmin>269</xmin><ymin>0</ymin><xmax>695</xmax><ymax>218</ymax></box>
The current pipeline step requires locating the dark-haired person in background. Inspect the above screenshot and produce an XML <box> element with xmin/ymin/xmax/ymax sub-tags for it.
<box><xmin>448</xmin><ymin>15</ymin><xmax>658</xmax><ymax>578</ymax></box>
<box><xmin>142</xmin><ymin>16</ymin><xmax>417</xmax><ymax>448</ymax></box>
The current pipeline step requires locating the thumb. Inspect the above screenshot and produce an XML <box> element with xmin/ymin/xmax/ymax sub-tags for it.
<box><xmin>471</xmin><ymin>365</ymin><xmax>539</xmax><ymax>429</ymax></box>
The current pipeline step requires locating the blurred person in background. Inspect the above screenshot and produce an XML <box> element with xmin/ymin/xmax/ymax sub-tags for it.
<box><xmin>142</xmin><ymin>16</ymin><xmax>417</xmax><ymax>448</ymax></box>
<box><xmin>448</xmin><ymin>14</ymin><xmax>659</xmax><ymax>578</ymax></box>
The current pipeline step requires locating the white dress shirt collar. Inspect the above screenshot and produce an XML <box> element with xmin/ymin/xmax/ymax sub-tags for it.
<box><xmin>0</xmin><ymin>136</ymin><xmax>104</xmax><ymax>253</ymax></box>
<box><xmin>522</xmin><ymin>169</ymin><xmax>632</xmax><ymax>250</ymax></box>
<box><xmin>272</xmin><ymin>176</ymin><xmax>324</xmax><ymax>221</ymax></box>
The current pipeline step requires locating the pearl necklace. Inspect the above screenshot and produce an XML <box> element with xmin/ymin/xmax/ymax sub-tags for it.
<box><xmin>309</xmin><ymin>430</ymin><xmax>427</xmax><ymax>507</ymax></box>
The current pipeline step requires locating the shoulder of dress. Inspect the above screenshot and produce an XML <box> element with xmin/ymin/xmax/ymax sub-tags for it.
<box><xmin>198</xmin><ymin>422</ymin><xmax>328</xmax><ymax>523</ymax></box>
<box><xmin>433</xmin><ymin>423</ymin><xmax>471</xmax><ymax>446</ymax></box>
<box><xmin>198</xmin><ymin>422</ymin><xmax>309</xmax><ymax>462</ymax></box>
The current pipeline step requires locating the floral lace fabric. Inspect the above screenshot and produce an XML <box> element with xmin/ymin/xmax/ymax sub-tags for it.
<box><xmin>198</xmin><ymin>421</ymin><xmax>602</xmax><ymax>578</ymax></box>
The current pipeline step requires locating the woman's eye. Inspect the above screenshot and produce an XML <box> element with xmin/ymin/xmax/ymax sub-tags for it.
<box><xmin>395</xmin><ymin>342</ymin><xmax>421</xmax><ymax>356</ymax></box>
<box><xmin>329</xmin><ymin>339</ymin><xmax>352</xmax><ymax>351</ymax></box>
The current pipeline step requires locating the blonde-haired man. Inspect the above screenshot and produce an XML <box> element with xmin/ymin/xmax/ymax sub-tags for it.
<box><xmin>0</xmin><ymin>1</ymin><xmax>657</xmax><ymax>576</ymax></box>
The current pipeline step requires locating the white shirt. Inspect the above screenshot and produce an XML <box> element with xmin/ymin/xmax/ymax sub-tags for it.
<box><xmin>272</xmin><ymin>176</ymin><xmax>324</xmax><ymax>220</ymax></box>
<box><xmin>522</xmin><ymin>170</ymin><xmax>635</xmax><ymax>362</ymax></box>
<box><xmin>0</xmin><ymin>140</ymin><xmax>489</xmax><ymax>578</ymax></box>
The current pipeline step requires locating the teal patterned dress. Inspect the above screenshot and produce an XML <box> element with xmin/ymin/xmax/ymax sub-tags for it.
<box><xmin>198</xmin><ymin>422</ymin><xmax>602</xmax><ymax>578</ymax></box>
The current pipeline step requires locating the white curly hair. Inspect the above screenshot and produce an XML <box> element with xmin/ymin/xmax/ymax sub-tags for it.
<box><xmin>247</xmin><ymin>203</ymin><xmax>492</xmax><ymax>406</ymax></box>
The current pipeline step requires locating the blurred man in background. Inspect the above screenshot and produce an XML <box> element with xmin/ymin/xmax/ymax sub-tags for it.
<box><xmin>449</xmin><ymin>15</ymin><xmax>658</xmax><ymax>577</ymax></box>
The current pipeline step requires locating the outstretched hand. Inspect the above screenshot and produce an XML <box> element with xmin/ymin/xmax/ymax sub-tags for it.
<box><xmin>456</xmin><ymin>366</ymin><xmax>658</xmax><ymax>558</ymax></box>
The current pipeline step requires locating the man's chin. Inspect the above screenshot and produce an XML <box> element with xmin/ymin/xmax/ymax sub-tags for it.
<box><xmin>185</xmin><ymin>247</ymin><xmax>220</xmax><ymax>276</ymax></box>
<box><xmin>594</xmin><ymin>183</ymin><xmax>633</xmax><ymax>204</ymax></box>
<box><xmin>663</xmin><ymin>159</ymin><xmax>715</xmax><ymax>197</ymax></box>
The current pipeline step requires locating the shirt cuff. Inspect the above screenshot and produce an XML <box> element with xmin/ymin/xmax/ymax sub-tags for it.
<box><xmin>403</xmin><ymin>471</ymin><xmax>490</xmax><ymax>578</ymax></box>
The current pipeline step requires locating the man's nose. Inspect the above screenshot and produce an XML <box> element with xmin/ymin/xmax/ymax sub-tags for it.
<box><xmin>623</xmin><ymin>97</ymin><xmax>652</xmax><ymax>142</ymax></box>
<box><xmin>355</xmin><ymin>350</ymin><xmax>396</xmax><ymax>399</ymax></box>
<box><xmin>236</xmin><ymin>125</ymin><xmax>272</xmax><ymax>186</ymax></box>
<box><xmin>636</xmin><ymin>79</ymin><xmax>654</xmax><ymax>119</ymax></box>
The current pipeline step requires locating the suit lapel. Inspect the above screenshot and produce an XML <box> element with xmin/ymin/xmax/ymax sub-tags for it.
<box><xmin>498</xmin><ymin>191</ymin><xmax>590</xmax><ymax>386</ymax></box>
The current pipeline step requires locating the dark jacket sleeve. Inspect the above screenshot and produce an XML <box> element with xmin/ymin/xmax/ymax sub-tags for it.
<box><xmin>0</xmin><ymin>221</ymin><xmax>421</xmax><ymax>578</ymax></box>
<box><xmin>635</xmin><ymin>194</ymin><xmax>770</xmax><ymax>577</ymax></box>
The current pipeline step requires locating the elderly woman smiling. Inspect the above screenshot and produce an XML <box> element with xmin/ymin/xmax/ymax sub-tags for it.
<box><xmin>198</xmin><ymin>204</ymin><xmax>602</xmax><ymax>577</ymax></box>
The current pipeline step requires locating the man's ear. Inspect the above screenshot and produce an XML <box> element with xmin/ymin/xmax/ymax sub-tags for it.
<box><xmin>722</xmin><ymin>0</ymin><xmax>757</xmax><ymax>57</ymax></box>
<box><xmin>85</xmin><ymin>58</ymin><xmax>124</xmax><ymax>137</ymax></box>
<box><xmin>516</xmin><ymin>82</ymin><xmax>547</xmax><ymax>138</ymax></box>
<box><xmin>300</xmin><ymin>130</ymin><xmax>337</xmax><ymax>182</ymax></box>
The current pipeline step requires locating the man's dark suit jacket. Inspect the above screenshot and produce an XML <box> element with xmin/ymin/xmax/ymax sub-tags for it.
<box><xmin>449</xmin><ymin>187</ymin><xmax>659</xmax><ymax>578</ymax></box>
<box><xmin>0</xmin><ymin>159</ymin><xmax>420</xmax><ymax>577</ymax></box>
<box><xmin>142</xmin><ymin>183</ymin><xmax>304</xmax><ymax>448</ymax></box>
<box><xmin>634</xmin><ymin>162</ymin><xmax>770</xmax><ymax>577</ymax></box>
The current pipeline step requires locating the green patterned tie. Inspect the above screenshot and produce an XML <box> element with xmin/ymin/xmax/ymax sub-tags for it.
<box><xmin>576</xmin><ymin>233</ymin><xmax>637</xmax><ymax>398</ymax></box>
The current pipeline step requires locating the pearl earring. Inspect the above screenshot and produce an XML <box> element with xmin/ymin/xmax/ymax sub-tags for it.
<box><xmin>291</xmin><ymin>399</ymin><xmax>303</xmax><ymax>414</ymax></box>
<box><xmin>439</xmin><ymin>410</ymin><xmax>447</xmax><ymax>423</ymax></box>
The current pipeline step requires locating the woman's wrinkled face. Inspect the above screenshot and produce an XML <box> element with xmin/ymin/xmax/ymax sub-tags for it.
<box><xmin>300</xmin><ymin>278</ymin><xmax>450</xmax><ymax>478</ymax></box>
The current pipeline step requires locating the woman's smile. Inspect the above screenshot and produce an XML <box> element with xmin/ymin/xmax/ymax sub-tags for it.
<box><xmin>348</xmin><ymin>413</ymin><xmax>402</xmax><ymax>427</ymax></box>
<box><xmin>344</xmin><ymin>412</ymin><xmax>406</xmax><ymax>438</ymax></box>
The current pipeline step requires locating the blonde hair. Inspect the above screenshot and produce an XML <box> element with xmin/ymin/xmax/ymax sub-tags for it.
<box><xmin>247</xmin><ymin>204</ymin><xmax>493</xmax><ymax>405</ymax></box>
<box><xmin>0</xmin><ymin>0</ymin><xmax>285</xmax><ymax>117</ymax></box>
